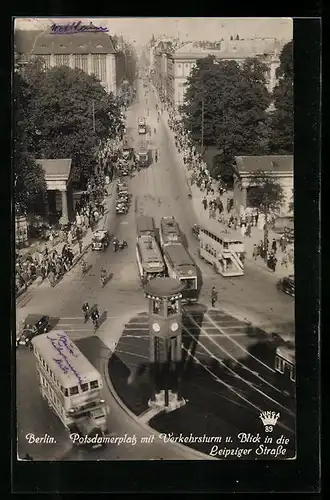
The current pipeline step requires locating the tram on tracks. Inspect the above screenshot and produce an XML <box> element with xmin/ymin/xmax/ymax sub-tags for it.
<box><xmin>159</xmin><ymin>216</ymin><xmax>182</xmax><ymax>247</ymax></box>
<box><xmin>136</xmin><ymin>233</ymin><xmax>165</xmax><ymax>281</ymax></box>
<box><xmin>162</xmin><ymin>243</ymin><xmax>198</xmax><ymax>302</ymax></box>
<box><xmin>274</xmin><ymin>338</ymin><xmax>296</xmax><ymax>395</ymax></box>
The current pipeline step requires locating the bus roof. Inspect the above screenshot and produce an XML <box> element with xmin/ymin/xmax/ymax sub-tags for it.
<box><xmin>136</xmin><ymin>215</ymin><xmax>155</xmax><ymax>235</ymax></box>
<box><xmin>201</xmin><ymin>219</ymin><xmax>243</xmax><ymax>242</ymax></box>
<box><xmin>32</xmin><ymin>331</ymin><xmax>101</xmax><ymax>388</ymax></box>
<box><xmin>164</xmin><ymin>243</ymin><xmax>195</xmax><ymax>268</ymax></box>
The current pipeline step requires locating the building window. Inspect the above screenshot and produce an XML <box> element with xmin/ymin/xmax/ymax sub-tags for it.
<box><xmin>54</xmin><ymin>54</ymin><xmax>69</xmax><ymax>67</ymax></box>
<box><xmin>39</xmin><ymin>54</ymin><xmax>51</xmax><ymax>69</ymax></box>
<box><xmin>92</xmin><ymin>54</ymin><xmax>107</xmax><ymax>83</ymax></box>
<box><xmin>74</xmin><ymin>54</ymin><xmax>88</xmax><ymax>72</ymax></box>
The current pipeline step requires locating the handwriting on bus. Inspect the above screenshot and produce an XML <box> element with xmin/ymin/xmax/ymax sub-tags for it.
<box><xmin>47</xmin><ymin>333</ymin><xmax>83</xmax><ymax>385</ymax></box>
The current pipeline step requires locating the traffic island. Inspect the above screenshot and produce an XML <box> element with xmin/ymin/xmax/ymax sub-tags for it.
<box><xmin>107</xmin><ymin>308</ymin><xmax>296</xmax><ymax>459</ymax></box>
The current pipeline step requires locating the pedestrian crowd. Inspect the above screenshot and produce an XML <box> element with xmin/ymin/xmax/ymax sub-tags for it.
<box><xmin>16</xmin><ymin>171</ymin><xmax>109</xmax><ymax>296</ymax></box>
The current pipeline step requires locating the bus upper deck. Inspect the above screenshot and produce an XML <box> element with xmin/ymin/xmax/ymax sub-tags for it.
<box><xmin>32</xmin><ymin>330</ymin><xmax>103</xmax><ymax>390</ymax></box>
<box><xmin>199</xmin><ymin>222</ymin><xmax>244</xmax><ymax>277</ymax></box>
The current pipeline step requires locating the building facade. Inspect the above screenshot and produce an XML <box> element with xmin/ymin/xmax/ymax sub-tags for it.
<box><xmin>15</xmin><ymin>29</ymin><xmax>117</xmax><ymax>94</ymax></box>
<box><xmin>233</xmin><ymin>155</ymin><xmax>294</xmax><ymax>217</ymax></box>
<box><xmin>161</xmin><ymin>38</ymin><xmax>289</xmax><ymax>110</ymax></box>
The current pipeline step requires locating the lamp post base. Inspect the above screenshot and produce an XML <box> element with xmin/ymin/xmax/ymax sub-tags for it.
<box><xmin>148</xmin><ymin>391</ymin><xmax>186</xmax><ymax>413</ymax></box>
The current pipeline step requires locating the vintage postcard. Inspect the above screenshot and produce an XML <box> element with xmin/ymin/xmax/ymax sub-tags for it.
<box><xmin>14</xmin><ymin>17</ymin><xmax>299</xmax><ymax>465</ymax></box>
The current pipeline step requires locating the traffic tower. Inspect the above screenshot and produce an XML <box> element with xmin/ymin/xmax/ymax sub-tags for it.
<box><xmin>144</xmin><ymin>277</ymin><xmax>186</xmax><ymax>412</ymax></box>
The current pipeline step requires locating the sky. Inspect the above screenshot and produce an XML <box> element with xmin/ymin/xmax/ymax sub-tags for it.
<box><xmin>14</xmin><ymin>17</ymin><xmax>293</xmax><ymax>46</ymax></box>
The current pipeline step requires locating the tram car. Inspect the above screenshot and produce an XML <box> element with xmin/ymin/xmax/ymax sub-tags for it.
<box><xmin>274</xmin><ymin>337</ymin><xmax>295</xmax><ymax>395</ymax></box>
<box><xmin>136</xmin><ymin>233</ymin><xmax>165</xmax><ymax>281</ymax></box>
<box><xmin>162</xmin><ymin>243</ymin><xmax>199</xmax><ymax>302</ymax></box>
<box><xmin>159</xmin><ymin>216</ymin><xmax>182</xmax><ymax>247</ymax></box>
<box><xmin>136</xmin><ymin>215</ymin><xmax>156</xmax><ymax>237</ymax></box>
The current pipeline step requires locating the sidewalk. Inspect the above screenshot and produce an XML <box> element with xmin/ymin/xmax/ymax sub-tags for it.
<box><xmin>16</xmin><ymin>181</ymin><xmax>117</xmax><ymax>299</ymax></box>
<box><xmin>158</xmin><ymin>103</ymin><xmax>294</xmax><ymax>280</ymax></box>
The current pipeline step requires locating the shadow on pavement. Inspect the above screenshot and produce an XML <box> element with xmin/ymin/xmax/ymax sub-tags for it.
<box><xmin>181</xmin><ymin>303</ymin><xmax>207</xmax><ymax>373</ymax></box>
<box><xmin>109</xmin><ymin>353</ymin><xmax>150</xmax><ymax>416</ymax></box>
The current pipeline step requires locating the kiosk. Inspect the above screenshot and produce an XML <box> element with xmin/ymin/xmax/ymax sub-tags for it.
<box><xmin>144</xmin><ymin>277</ymin><xmax>186</xmax><ymax>412</ymax></box>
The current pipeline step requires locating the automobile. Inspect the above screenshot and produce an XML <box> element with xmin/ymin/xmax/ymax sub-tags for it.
<box><xmin>192</xmin><ymin>224</ymin><xmax>200</xmax><ymax>240</ymax></box>
<box><xmin>16</xmin><ymin>314</ymin><xmax>50</xmax><ymax>348</ymax></box>
<box><xmin>116</xmin><ymin>204</ymin><xmax>128</xmax><ymax>215</ymax></box>
<box><xmin>277</xmin><ymin>275</ymin><xmax>295</xmax><ymax>297</ymax></box>
<box><xmin>118</xmin><ymin>195</ymin><xmax>129</xmax><ymax>204</ymax></box>
<box><xmin>92</xmin><ymin>229</ymin><xmax>110</xmax><ymax>251</ymax></box>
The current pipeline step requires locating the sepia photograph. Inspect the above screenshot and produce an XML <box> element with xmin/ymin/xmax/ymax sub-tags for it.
<box><xmin>13</xmin><ymin>17</ymin><xmax>296</xmax><ymax>462</ymax></box>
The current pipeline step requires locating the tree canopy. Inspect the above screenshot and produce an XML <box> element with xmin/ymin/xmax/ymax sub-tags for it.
<box><xmin>14</xmin><ymin>71</ymin><xmax>47</xmax><ymax>214</ymax></box>
<box><xmin>180</xmin><ymin>56</ymin><xmax>271</xmax><ymax>178</ymax></box>
<box><xmin>268</xmin><ymin>40</ymin><xmax>293</xmax><ymax>154</ymax></box>
<box><xmin>15</xmin><ymin>62</ymin><xmax>124</xmax><ymax>185</ymax></box>
<box><xmin>247</xmin><ymin>170</ymin><xmax>285</xmax><ymax>214</ymax></box>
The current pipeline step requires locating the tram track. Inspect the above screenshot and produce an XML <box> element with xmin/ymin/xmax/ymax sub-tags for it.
<box><xmin>182</xmin><ymin>321</ymin><xmax>295</xmax><ymax>425</ymax></box>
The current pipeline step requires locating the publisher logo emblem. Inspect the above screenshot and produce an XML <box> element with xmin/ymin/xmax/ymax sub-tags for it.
<box><xmin>259</xmin><ymin>411</ymin><xmax>280</xmax><ymax>432</ymax></box>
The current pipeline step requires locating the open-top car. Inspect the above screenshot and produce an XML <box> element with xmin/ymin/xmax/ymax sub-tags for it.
<box><xmin>16</xmin><ymin>314</ymin><xmax>50</xmax><ymax>348</ymax></box>
<box><xmin>92</xmin><ymin>230</ymin><xmax>110</xmax><ymax>251</ymax></box>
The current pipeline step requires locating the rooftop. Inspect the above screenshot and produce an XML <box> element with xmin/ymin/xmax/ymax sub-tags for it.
<box><xmin>36</xmin><ymin>159</ymin><xmax>72</xmax><ymax>180</ymax></box>
<box><xmin>144</xmin><ymin>277</ymin><xmax>185</xmax><ymax>297</ymax></box>
<box><xmin>171</xmin><ymin>38</ymin><xmax>284</xmax><ymax>61</ymax></box>
<box><xmin>15</xmin><ymin>29</ymin><xmax>116</xmax><ymax>55</ymax></box>
<box><xmin>32</xmin><ymin>331</ymin><xmax>101</xmax><ymax>386</ymax></box>
<box><xmin>234</xmin><ymin>155</ymin><xmax>293</xmax><ymax>175</ymax></box>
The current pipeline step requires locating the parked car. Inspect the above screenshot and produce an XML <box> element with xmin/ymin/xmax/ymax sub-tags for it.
<box><xmin>116</xmin><ymin>204</ymin><xmax>128</xmax><ymax>215</ymax></box>
<box><xmin>277</xmin><ymin>275</ymin><xmax>295</xmax><ymax>297</ymax></box>
<box><xmin>16</xmin><ymin>314</ymin><xmax>50</xmax><ymax>348</ymax></box>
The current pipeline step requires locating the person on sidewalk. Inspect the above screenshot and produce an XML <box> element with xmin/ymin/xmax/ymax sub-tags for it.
<box><xmin>202</xmin><ymin>197</ymin><xmax>207</xmax><ymax>211</ymax></box>
<box><xmin>78</xmin><ymin>239</ymin><xmax>83</xmax><ymax>254</ymax></box>
<box><xmin>211</xmin><ymin>287</ymin><xmax>218</xmax><ymax>308</ymax></box>
<box><xmin>154</xmin><ymin>150</ymin><xmax>158</xmax><ymax>163</ymax></box>
<box><xmin>271</xmin><ymin>238</ymin><xmax>277</xmax><ymax>254</ymax></box>
<box><xmin>252</xmin><ymin>244</ymin><xmax>258</xmax><ymax>260</ymax></box>
<box><xmin>245</xmin><ymin>224</ymin><xmax>252</xmax><ymax>237</ymax></box>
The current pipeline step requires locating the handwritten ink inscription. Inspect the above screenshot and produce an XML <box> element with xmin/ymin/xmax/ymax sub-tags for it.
<box><xmin>47</xmin><ymin>333</ymin><xmax>83</xmax><ymax>385</ymax></box>
<box><xmin>51</xmin><ymin>21</ymin><xmax>109</xmax><ymax>35</ymax></box>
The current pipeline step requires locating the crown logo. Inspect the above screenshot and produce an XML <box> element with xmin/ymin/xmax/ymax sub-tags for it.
<box><xmin>259</xmin><ymin>411</ymin><xmax>280</xmax><ymax>427</ymax></box>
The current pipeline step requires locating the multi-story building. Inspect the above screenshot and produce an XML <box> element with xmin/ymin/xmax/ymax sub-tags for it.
<box><xmin>163</xmin><ymin>38</ymin><xmax>290</xmax><ymax>110</ymax></box>
<box><xmin>15</xmin><ymin>29</ymin><xmax>117</xmax><ymax>94</ymax></box>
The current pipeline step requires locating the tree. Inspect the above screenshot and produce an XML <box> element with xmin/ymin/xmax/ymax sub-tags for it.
<box><xmin>211</xmin><ymin>155</ymin><xmax>235</xmax><ymax>189</ymax></box>
<box><xmin>16</xmin><ymin>63</ymin><xmax>124</xmax><ymax>186</ymax></box>
<box><xmin>246</xmin><ymin>170</ymin><xmax>285</xmax><ymax>260</ymax></box>
<box><xmin>14</xmin><ymin>71</ymin><xmax>47</xmax><ymax>214</ymax></box>
<box><xmin>181</xmin><ymin>56</ymin><xmax>271</xmax><ymax>177</ymax></box>
<box><xmin>268</xmin><ymin>40</ymin><xmax>293</xmax><ymax>154</ymax></box>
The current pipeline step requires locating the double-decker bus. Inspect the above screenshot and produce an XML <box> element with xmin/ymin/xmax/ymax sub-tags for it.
<box><xmin>159</xmin><ymin>216</ymin><xmax>181</xmax><ymax>247</ymax></box>
<box><xmin>163</xmin><ymin>243</ymin><xmax>198</xmax><ymax>302</ymax></box>
<box><xmin>138</xmin><ymin>117</ymin><xmax>146</xmax><ymax>134</ymax></box>
<box><xmin>199</xmin><ymin>222</ymin><xmax>244</xmax><ymax>277</ymax></box>
<box><xmin>136</xmin><ymin>234</ymin><xmax>165</xmax><ymax>281</ymax></box>
<box><xmin>32</xmin><ymin>331</ymin><xmax>109</xmax><ymax>447</ymax></box>
<box><xmin>136</xmin><ymin>215</ymin><xmax>155</xmax><ymax>237</ymax></box>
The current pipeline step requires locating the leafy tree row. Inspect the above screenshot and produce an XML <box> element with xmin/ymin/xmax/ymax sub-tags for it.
<box><xmin>14</xmin><ymin>59</ymin><xmax>125</xmax><ymax>213</ymax></box>
<box><xmin>180</xmin><ymin>41</ymin><xmax>293</xmax><ymax>187</ymax></box>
